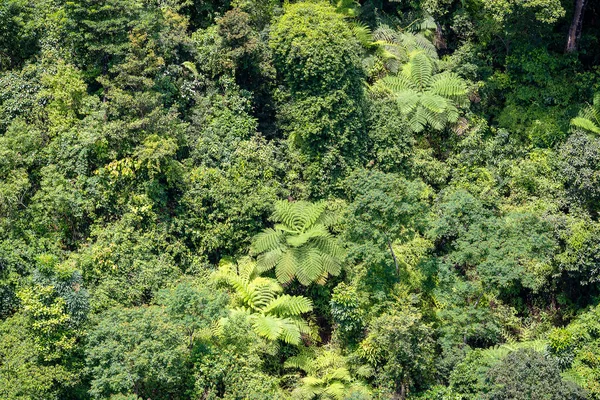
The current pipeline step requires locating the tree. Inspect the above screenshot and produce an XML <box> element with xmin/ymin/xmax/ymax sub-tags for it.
<box><xmin>251</xmin><ymin>200</ymin><xmax>344</xmax><ymax>286</ymax></box>
<box><xmin>375</xmin><ymin>51</ymin><xmax>468</xmax><ymax>133</ymax></box>
<box><xmin>269</xmin><ymin>1</ymin><xmax>367</xmax><ymax>193</ymax></box>
<box><xmin>215</xmin><ymin>257</ymin><xmax>314</xmax><ymax>345</ymax></box>
<box><xmin>85</xmin><ymin>306</ymin><xmax>191</xmax><ymax>399</ymax></box>
<box><xmin>565</xmin><ymin>0</ymin><xmax>588</xmax><ymax>53</ymax></box>
<box><xmin>485</xmin><ymin>348</ymin><xmax>585</xmax><ymax>399</ymax></box>
<box><xmin>358</xmin><ymin>303</ymin><xmax>435</xmax><ymax>399</ymax></box>
<box><xmin>560</xmin><ymin>133</ymin><xmax>600</xmax><ymax>214</ymax></box>
<box><xmin>343</xmin><ymin>169</ymin><xmax>429</xmax><ymax>282</ymax></box>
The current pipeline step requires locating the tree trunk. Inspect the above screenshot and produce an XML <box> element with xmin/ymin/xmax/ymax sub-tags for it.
<box><xmin>565</xmin><ymin>0</ymin><xmax>587</xmax><ymax>53</ymax></box>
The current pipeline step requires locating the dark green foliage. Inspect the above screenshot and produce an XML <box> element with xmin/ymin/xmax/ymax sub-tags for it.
<box><xmin>560</xmin><ymin>133</ymin><xmax>600</xmax><ymax>214</ymax></box>
<box><xmin>86</xmin><ymin>306</ymin><xmax>191</xmax><ymax>399</ymax></box>
<box><xmin>485</xmin><ymin>349</ymin><xmax>586</xmax><ymax>399</ymax></box>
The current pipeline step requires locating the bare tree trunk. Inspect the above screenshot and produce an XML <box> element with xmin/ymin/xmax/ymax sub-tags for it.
<box><xmin>565</xmin><ymin>0</ymin><xmax>588</xmax><ymax>53</ymax></box>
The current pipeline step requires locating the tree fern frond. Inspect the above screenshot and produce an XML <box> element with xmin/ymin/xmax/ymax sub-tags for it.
<box><xmin>571</xmin><ymin>116</ymin><xmax>600</xmax><ymax>134</ymax></box>
<box><xmin>297</xmin><ymin>248</ymin><xmax>325</xmax><ymax>286</ymax></box>
<box><xmin>286</xmin><ymin>225</ymin><xmax>330</xmax><ymax>247</ymax></box>
<box><xmin>429</xmin><ymin>72</ymin><xmax>468</xmax><ymax>99</ymax></box>
<box><xmin>256</xmin><ymin>247</ymin><xmax>283</xmax><ymax>273</ymax></box>
<box><xmin>251</xmin><ymin>228</ymin><xmax>284</xmax><ymax>255</ymax></box>
<box><xmin>323</xmin><ymin>381</ymin><xmax>347</xmax><ymax>400</ymax></box>
<box><xmin>312</xmin><ymin>236</ymin><xmax>345</xmax><ymax>259</ymax></box>
<box><xmin>420</xmin><ymin>92</ymin><xmax>449</xmax><ymax>113</ymax></box>
<box><xmin>380</xmin><ymin>75</ymin><xmax>417</xmax><ymax>93</ymax></box>
<box><xmin>405</xmin><ymin>51</ymin><xmax>434</xmax><ymax>89</ymax></box>
<box><xmin>350</xmin><ymin>22</ymin><xmax>374</xmax><ymax>49</ymax></box>
<box><xmin>276</xmin><ymin>248</ymin><xmax>299</xmax><ymax>284</ymax></box>
<box><xmin>320</xmin><ymin>252</ymin><xmax>342</xmax><ymax>277</ymax></box>
<box><xmin>284</xmin><ymin>351</ymin><xmax>315</xmax><ymax>373</ymax></box>
<box><xmin>278</xmin><ymin>317</ymin><xmax>303</xmax><ymax>345</ymax></box>
<box><xmin>263</xmin><ymin>294</ymin><xmax>313</xmax><ymax>316</ymax></box>
<box><xmin>250</xmin><ymin>314</ymin><xmax>283</xmax><ymax>341</ymax></box>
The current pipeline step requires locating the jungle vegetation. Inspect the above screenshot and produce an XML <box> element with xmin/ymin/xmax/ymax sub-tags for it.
<box><xmin>1</xmin><ymin>0</ymin><xmax>600</xmax><ymax>399</ymax></box>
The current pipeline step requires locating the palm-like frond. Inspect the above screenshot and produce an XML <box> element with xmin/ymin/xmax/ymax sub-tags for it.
<box><xmin>404</xmin><ymin>51</ymin><xmax>433</xmax><ymax>89</ymax></box>
<box><xmin>571</xmin><ymin>93</ymin><xmax>600</xmax><ymax>134</ymax></box>
<box><xmin>251</xmin><ymin>314</ymin><xmax>283</xmax><ymax>341</ymax></box>
<box><xmin>215</xmin><ymin>257</ymin><xmax>313</xmax><ymax>345</ymax></box>
<box><xmin>251</xmin><ymin>228</ymin><xmax>284</xmax><ymax>254</ymax></box>
<box><xmin>571</xmin><ymin>116</ymin><xmax>600</xmax><ymax>134</ymax></box>
<box><xmin>285</xmin><ymin>349</ymin><xmax>369</xmax><ymax>399</ymax></box>
<box><xmin>380</xmin><ymin>75</ymin><xmax>417</xmax><ymax>93</ymax></box>
<box><xmin>276</xmin><ymin>248</ymin><xmax>299</xmax><ymax>284</ymax></box>
<box><xmin>374</xmin><ymin>50</ymin><xmax>469</xmax><ymax>133</ymax></box>
<box><xmin>429</xmin><ymin>72</ymin><xmax>468</xmax><ymax>101</ymax></box>
<box><xmin>263</xmin><ymin>294</ymin><xmax>313</xmax><ymax>316</ymax></box>
<box><xmin>253</xmin><ymin>200</ymin><xmax>344</xmax><ymax>286</ymax></box>
<box><xmin>297</xmin><ymin>247</ymin><xmax>326</xmax><ymax>286</ymax></box>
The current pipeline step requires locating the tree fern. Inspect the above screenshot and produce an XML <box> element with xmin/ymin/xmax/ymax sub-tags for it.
<box><xmin>251</xmin><ymin>200</ymin><xmax>344</xmax><ymax>286</ymax></box>
<box><xmin>285</xmin><ymin>348</ymin><xmax>371</xmax><ymax>399</ymax></box>
<box><xmin>571</xmin><ymin>93</ymin><xmax>600</xmax><ymax>134</ymax></box>
<box><xmin>214</xmin><ymin>258</ymin><xmax>313</xmax><ymax>345</ymax></box>
<box><xmin>376</xmin><ymin>50</ymin><xmax>468</xmax><ymax>133</ymax></box>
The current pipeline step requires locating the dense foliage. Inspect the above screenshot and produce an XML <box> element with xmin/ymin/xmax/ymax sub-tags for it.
<box><xmin>2</xmin><ymin>0</ymin><xmax>600</xmax><ymax>398</ymax></box>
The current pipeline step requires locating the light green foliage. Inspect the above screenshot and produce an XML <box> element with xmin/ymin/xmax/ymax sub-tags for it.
<box><xmin>0</xmin><ymin>314</ymin><xmax>80</xmax><ymax>400</ymax></box>
<box><xmin>376</xmin><ymin>51</ymin><xmax>468</xmax><ymax>133</ymax></box>
<box><xmin>251</xmin><ymin>200</ymin><xmax>344</xmax><ymax>286</ymax></box>
<box><xmin>193</xmin><ymin>313</ymin><xmax>285</xmax><ymax>399</ymax></box>
<box><xmin>572</xmin><ymin>93</ymin><xmax>600</xmax><ymax>135</ymax></box>
<box><xmin>343</xmin><ymin>169</ymin><xmax>429</xmax><ymax>285</ymax></box>
<box><xmin>285</xmin><ymin>348</ymin><xmax>372</xmax><ymax>399</ymax></box>
<box><xmin>215</xmin><ymin>257</ymin><xmax>314</xmax><ymax>345</ymax></box>
<box><xmin>86</xmin><ymin>306</ymin><xmax>191</xmax><ymax>399</ymax></box>
<box><xmin>548</xmin><ymin>305</ymin><xmax>600</xmax><ymax>398</ymax></box>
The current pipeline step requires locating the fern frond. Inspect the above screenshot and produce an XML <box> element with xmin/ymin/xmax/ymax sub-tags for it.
<box><xmin>380</xmin><ymin>75</ymin><xmax>417</xmax><ymax>93</ymax></box>
<box><xmin>429</xmin><ymin>72</ymin><xmax>468</xmax><ymax>99</ymax></box>
<box><xmin>405</xmin><ymin>51</ymin><xmax>434</xmax><ymax>89</ymax></box>
<box><xmin>276</xmin><ymin>248</ymin><xmax>299</xmax><ymax>284</ymax></box>
<box><xmin>250</xmin><ymin>314</ymin><xmax>282</xmax><ymax>341</ymax></box>
<box><xmin>284</xmin><ymin>351</ymin><xmax>316</xmax><ymax>373</ymax></box>
<box><xmin>251</xmin><ymin>228</ymin><xmax>284</xmax><ymax>254</ymax></box>
<box><xmin>420</xmin><ymin>92</ymin><xmax>448</xmax><ymax>113</ymax></box>
<box><xmin>256</xmin><ymin>247</ymin><xmax>283</xmax><ymax>273</ymax></box>
<box><xmin>312</xmin><ymin>236</ymin><xmax>345</xmax><ymax>259</ymax></box>
<box><xmin>263</xmin><ymin>294</ymin><xmax>313</xmax><ymax>316</ymax></box>
<box><xmin>323</xmin><ymin>381</ymin><xmax>347</xmax><ymax>400</ymax></box>
<box><xmin>571</xmin><ymin>116</ymin><xmax>600</xmax><ymax>134</ymax></box>
<box><xmin>350</xmin><ymin>22</ymin><xmax>374</xmax><ymax>49</ymax></box>
<box><xmin>278</xmin><ymin>317</ymin><xmax>303</xmax><ymax>345</ymax></box>
<box><xmin>297</xmin><ymin>248</ymin><xmax>325</xmax><ymax>286</ymax></box>
<box><xmin>286</xmin><ymin>225</ymin><xmax>330</xmax><ymax>247</ymax></box>
<box><xmin>320</xmin><ymin>253</ymin><xmax>342</xmax><ymax>277</ymax></box>
<box><xmin>247</xmin><ymin>277</ymin><xmax>281</xmax><ymax>309</ymax></box>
